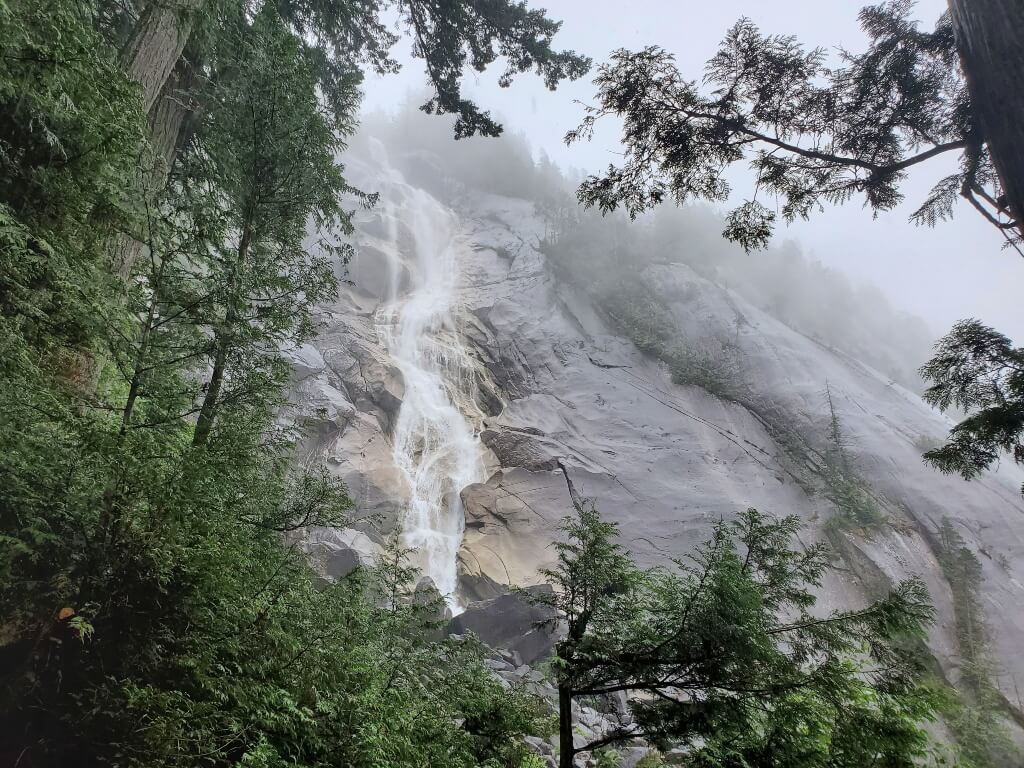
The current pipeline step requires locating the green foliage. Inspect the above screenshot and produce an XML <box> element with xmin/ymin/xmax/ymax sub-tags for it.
<box><xmin>937</xmin><ymin>520</ymin><xmax>985</xmax><ymax>678</ymax></box>
<box><xmin>935</xmin><ymin>520</ymin><xmax>1019</xmax><ymax>768</ymax></box>
<box><xmin>919</xmin><ymin>320</ymin><xmax>1024</xmax><ymax>493</ymax></box>
<box><xmin>822</xmin><ymin>467</ymin><xmax>886</xmax><ymax>531</ymax></box>
<box><xmin>0</xmin><ymin>0</ymin><xmax>143</xmax><ymax>231</ymax></box>
<box><xmin>177</xmin><ymin>4</ymin><xmax>358</xmax><ymax>445</ymax></box>
<box><xmin>554</xmin><ymin>1</ymin><xmax>1023</xmax><ymax>494</ymax></box>
<box><xmin>667</xmin><ymin>338</ymin><xmax>743</xmax><ymax>403</ymax></box>
<box><xmin>537</xmin><ymin>504</ymin><xmax>937</xmax><ymax>767</ymax></box>
<box><xmin>0</xmin><ymin>339</ymin><xmax>546</xmax><ymax>767</ymax></box>
<box><xmin>0</xmin><ymin>1</ymin><xmax>551</xmax><ymax>765</ymax></box>
<box><xmin>395</xmin><ymin>0</ymin><xmax>590</xmax><ymax>138</ymax></box>
<box><xmin>634</xmin><ymin>753</ymin><xmax>664</xmax><ymax>768</ymax></box>
<box><xmin>943</xmin><ymin>692</ymin><xmax>1019</xmax><ymax>768</ymax></box>
<box><xmin>567</xmin><ymin>2</ymin><xmax>1019</xmax><ymax>251</ymax></box>
<box><xmin>0</xmin><ymin>0</ymin><xmax>144</xmax><ymax>358</ymax></box>
<box><xmin>822</xmin><ymin>387</ymin><xmax>886</xmax><ymax>530</ymax></box>
<box><xmin>257</xmin><ymin>0</ymin><xmax>590</xmax><ymax>139</ymax></box>
<box><xmin>600</xmin><ymin>279</ymin><xmax>680</xmax><ymax>358</ymax></box>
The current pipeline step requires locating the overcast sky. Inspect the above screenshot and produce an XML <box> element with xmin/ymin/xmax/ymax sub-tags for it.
<box><xmin>361</xmin><ymin>0</ymin><xmax>1023</xmax><ymax>343</ymax></box>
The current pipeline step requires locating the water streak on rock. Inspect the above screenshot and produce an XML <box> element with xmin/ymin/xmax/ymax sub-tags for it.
<box><xmin>371</xmin><ymin>142</ymin><xmax>485</xmax><ymax>611</ymax></box>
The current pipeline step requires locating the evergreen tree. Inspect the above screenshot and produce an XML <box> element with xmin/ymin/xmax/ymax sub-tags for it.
<box><xmin>0</xmin><ymin>0</ymin><xmax>145</xmax><ymax>356</ymax></box>
<box><xmin>105</xmin><ymin>0</ymin><xmax>590</xmax><ymax>277</ymax></box>
<box><xmin>919</xmin><ymin>320</ymin><xmax>1024</xmax><ymax>493</ymax></box>
<box><xmin>822</xmin><ymin>385</ymin><xmax>885</xmax><ymax>528</ymax></box>
<box><xmin>178</xmin><ymin>3</ymin><xmax>354</xmax><ymax>446</ymax></box>
<box><xmin>935</xmin><ymin>519</ymin><xmax>1018</xmax><ymax>768</ymax></box>
<box><xmin>537</xmin><ymin>504</ymin><xmax>937</xmax><ymax>768</ymax></box>
<box><xmin>117</xmin><ymin>0</ymin><xmax>590</xmax><ymax>149</ymax></box>
<box><xmin>0</xmin><ymin>2</ymin><xmax>550</xmax><ymax>765</ymax></box>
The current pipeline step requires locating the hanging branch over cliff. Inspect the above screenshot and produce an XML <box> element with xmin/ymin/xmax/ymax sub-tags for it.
<box><xmin>121</xmin><ymin>0</ymin><xmax>590</xmax><ymax>141</ymax></box>
<box><xmin>567</xmin><ymin>2</ymin><xmax>1019</xmax><ymax>252</ymax></box>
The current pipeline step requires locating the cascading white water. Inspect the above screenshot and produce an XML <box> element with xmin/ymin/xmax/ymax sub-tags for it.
<box><xmin>370</xmin><ymin>144</ymin><xmax>486</xmax><ymax>611</ymax></box>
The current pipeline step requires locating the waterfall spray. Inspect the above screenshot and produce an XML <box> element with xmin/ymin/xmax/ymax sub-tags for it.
<box><xmin>370</xmin><ymin>143</ymin><xmax>486</xmax><ymax>611</ymax></box>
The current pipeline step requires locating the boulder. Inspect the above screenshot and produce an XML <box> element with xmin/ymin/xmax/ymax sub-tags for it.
<box><xmin>480</xmin><ymin>428</ymin><xmax>561</xmax><ymax>472</ymax></box>
<box><xmin>415</xmin><ymin>576</ymin><xmax>453</xmax><ymax>625</ymax></box>
<box><xmin>458</xmin><ymin>470</ymin><xmax>564</xmax><ymax>596</ymax></box>
<box><xmin>299</xmin><ymin>527</ymin><xmax>381</xmax><ymax>582</ymax></box>
<box><xmin>283</xmin><ymin>342</ymin><xmax>327</xmax><ymax>380</ymax></box>
<box><xmin>323</xmin><ymin>340</ymin><xmax>404</xmax><ymax>425</ymax></box>
<box><xmin>448</xmin><ymin>586</ymin><xmax>559</xmax><ymax>665</ymax></box>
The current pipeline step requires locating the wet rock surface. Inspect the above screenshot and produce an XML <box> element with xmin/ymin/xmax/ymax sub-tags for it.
<box><xmin>448</xmin><ymin>586</ymin><xmax>557</xmax><ymax>665</ymax></box>
<box><xmin>292</xmin><ymin>151</ymin><xmax>1024</xmax><ymax>726</ymax></box>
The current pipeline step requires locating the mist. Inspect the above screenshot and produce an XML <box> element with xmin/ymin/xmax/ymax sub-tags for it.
<box><xmin>353</xmin><ymin>103</ymin><xmax>937</xmax><ymax>391</ymax></box>
<box><xmin>360</xmin><ymin>0</ymin><xmax>1024</xmax><ymax>345</ymax></box>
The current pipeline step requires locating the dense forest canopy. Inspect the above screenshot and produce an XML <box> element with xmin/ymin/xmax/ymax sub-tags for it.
<box><xmin>0</xmin><ymin>0</ymin><xmax>583</xmax><ymax>764</ymax></box>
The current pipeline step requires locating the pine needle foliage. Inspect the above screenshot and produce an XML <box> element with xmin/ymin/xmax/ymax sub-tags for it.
<box><xmin>934</xmin><ymin>519</ymin><xmax>1019</xmax><ymax>768</ymax></box>
<box><xmin>567</xmin><ymin>2</ymin><xmax>1018</xmax><ymax>251</ymax></box>
<box><xmin>919</xmin><ymin>320</ymin><xmax>1024</xmax><ymax>493</ymax></box>
<box><xmin>536</xmin><ymin>504</ymin><xmax>938</xmax><ymax>768</ymax></box>
<box><xmin>822</xmin><ymin>386</ymin><xmax>886</xmax><ymax>530</ymax></box>
<box><xmin>0</xmin><ymin>1</ymin><xmax>553</xmax><ymax>765</ymax></box>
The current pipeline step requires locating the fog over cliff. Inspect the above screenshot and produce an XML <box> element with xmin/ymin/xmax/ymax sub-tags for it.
<box><xmin>290</xmin><ymin>104</ymin><xmax>1024</xmax><ymax>753</ymax></box>
<box><xmin>352</xmin><ymin>105</ymin><xmax>938</xmax><ymax>390</ymax></box>
<box><xmin>361</xmin><ymin>0</ymin><xmax>1024</xmax><ymax>345</ymax></box>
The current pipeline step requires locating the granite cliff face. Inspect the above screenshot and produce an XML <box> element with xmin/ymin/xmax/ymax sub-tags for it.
<box><xmin>288</xmin><ymin>140</ymin><xmax>1024</xmax><ymax>724</ymax></box>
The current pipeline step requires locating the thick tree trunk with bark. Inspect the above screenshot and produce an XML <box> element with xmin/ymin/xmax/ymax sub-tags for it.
<box><xmin>148</xmin><ymin>61</ymin><xmax>200</xmax><ymax>175</ymax></box>
<box><xmin>948</xmin><ymin>0</ymin><xmax>1024</xmax><ymax>236</ymax></box>
<box><xmin>121</xmin><ymin>0</ymin><xmax>203</xmax><ymax>113</ymax></box>
<box><xmin>111</xmin><ymin>60</ymin><xmax>201</xmax><ymax>279</ymax></box>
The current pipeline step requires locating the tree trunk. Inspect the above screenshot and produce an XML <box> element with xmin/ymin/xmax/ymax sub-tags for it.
<box><xmin>120</xmin><ymin>275</ymin><xmax>164</xmax><ymax>434</ymax></box>
<box><xmin>89</xmin><ymin>4</ymin><xmax>204</xmax><ymax>394</ymax></box>
<box><xmin>148</xmin><ymin>61</ymin><xmax>200</xmax><ymax>171</ymax></box>
<box><xmin>191</xmin><ymin>328</ymin><xmax>228</xmax><ymax>447</ymax></box>
<box><xmin>121</xmin><ymin>0</ymin><xmax>203</xmax><ymax>114</ymax></box>
<box><xmin>110</xmin><ymin>232</ymin><xmax>145</xmax><ymax>282</ymax></box>
<box><xmin>558</xmin><ymin>683</ymin><xmax>575</xmax><ymax>768</ymax></box>
<box><xmin>192</xmin><ymin>226</ymin><xmax>251</xmax><ymax>446</ymax></box>
<box><xmin>948</xmin><ymin>0</ymin><xmax>1024</xmax><ymax>236</ymax></box>
<box><xmin>111</xmin><ymin>60</ymin><xmax>201</xmax><ymax>280</ymax></box>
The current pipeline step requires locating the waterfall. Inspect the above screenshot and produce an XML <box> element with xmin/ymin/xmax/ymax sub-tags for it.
<box><xmin>370</xmin><ymin>144</ymin><xmax>486</xmax><ymax>611</ymax></box>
